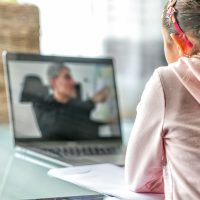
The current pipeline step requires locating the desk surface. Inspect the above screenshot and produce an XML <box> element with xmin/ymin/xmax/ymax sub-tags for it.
<box><xmin>0</xmin><ymin>125</ymin><xmax>98</xmax><ymax>200</ymax></box>
<box><xmin>0</xmin><ymin>121</ymin><xmax>133</xmax><ymax>200</ymax></box>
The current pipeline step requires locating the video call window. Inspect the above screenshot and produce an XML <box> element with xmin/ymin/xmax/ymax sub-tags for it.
<box><xmin>8</xmin><ymin>60</ymin><xmax>121</xmax><ymax>140</ymax></box>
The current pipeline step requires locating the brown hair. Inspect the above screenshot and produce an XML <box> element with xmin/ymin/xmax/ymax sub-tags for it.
<box><xmin>162</xmin><ymin>0</ymin><xmax>200</xmax><ymax>53</ymax></box>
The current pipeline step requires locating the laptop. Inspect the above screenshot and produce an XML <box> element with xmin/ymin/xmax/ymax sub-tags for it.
<box><xmin>3</xmin><ymin>52</ymin><xmax>126</xmax><ymax>167</ymax></box>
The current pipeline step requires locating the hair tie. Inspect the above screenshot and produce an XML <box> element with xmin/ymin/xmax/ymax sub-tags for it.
<box><xmin>166</xmin><ymin>0</ymin><xmax>193</xmax><ymax>48</ymax></box>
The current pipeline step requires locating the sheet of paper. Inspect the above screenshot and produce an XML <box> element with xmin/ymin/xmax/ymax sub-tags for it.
<box><xmin>48</xmin><ymin>163</ymin><xmax>164</xmax><ymax>200</ymax></box>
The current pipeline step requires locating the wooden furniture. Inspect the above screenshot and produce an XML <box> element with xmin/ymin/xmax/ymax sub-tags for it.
<box><xmin>0</xmin><ymin>3</ymin><xmax>40</xmax><ymax>123</ymax></box>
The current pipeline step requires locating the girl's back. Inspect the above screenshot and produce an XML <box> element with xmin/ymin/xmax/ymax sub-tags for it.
<box><xmin>159</xmin><ymin>57</ymin><xmax>200</xmax><ymax>199</ymax></box>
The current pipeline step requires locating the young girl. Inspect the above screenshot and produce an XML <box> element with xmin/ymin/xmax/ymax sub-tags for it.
<box><xmin>125</xmin><ymin>0</ymin><xmax>200</xmax><ymax>199</ymax></box>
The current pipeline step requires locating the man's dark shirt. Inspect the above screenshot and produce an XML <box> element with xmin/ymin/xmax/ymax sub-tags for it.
<box><xmin>33</xmin><ymin>96</ymin><xmax>104</xmax><ymax>140</ymax></box>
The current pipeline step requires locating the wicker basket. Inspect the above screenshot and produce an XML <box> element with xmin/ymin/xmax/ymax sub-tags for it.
<box><xmin>0</xmin><ymin>3</ymin><xmax>40</xmax><ymax>123</ymax></box>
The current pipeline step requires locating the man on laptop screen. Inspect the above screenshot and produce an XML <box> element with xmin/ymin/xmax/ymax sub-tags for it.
<box><xmin>33</xmin><ymin>62</ymin><xmax>115</xmax><ymax>140</ymax></box>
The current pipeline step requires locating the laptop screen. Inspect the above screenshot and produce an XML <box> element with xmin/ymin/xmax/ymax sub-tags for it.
<box><xmin>5</xmin><ymin>53</ymin><xmax>121</xmax><ymax>141</ymax></box>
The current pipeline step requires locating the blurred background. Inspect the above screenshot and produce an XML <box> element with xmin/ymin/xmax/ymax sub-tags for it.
<box><xmin>0</xmin><ymin>0</ymin><xmax>167</xmax><ymax>129</ymax></box>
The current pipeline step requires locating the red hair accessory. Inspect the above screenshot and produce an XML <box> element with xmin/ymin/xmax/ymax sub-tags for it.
<box><xmin>166</xmin><ymin>0</ymin><xmax>193</xmax><ymax>48</ymax></box>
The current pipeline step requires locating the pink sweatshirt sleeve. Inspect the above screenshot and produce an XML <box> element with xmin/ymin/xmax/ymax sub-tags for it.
<box><xmin>125</xmin><ymin>70</ymin><xmax>165</xmax><ymax>194</ymax></box>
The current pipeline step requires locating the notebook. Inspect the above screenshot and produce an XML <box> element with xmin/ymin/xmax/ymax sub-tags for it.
<box><xmin>3</xmin><ymin>52</ymin><xmax>125</xmax><ymax>167</ymax></box>
<box><xmin>48</xmin><ymin>164</ymin><xmax>164</xmax><ymax>200</ymax></box>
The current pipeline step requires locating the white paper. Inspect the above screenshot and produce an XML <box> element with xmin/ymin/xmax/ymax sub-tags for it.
<box><xmin>48</xmin><ymin>163</ymin><xmax>164</xmax><ymax>200</ymax></box>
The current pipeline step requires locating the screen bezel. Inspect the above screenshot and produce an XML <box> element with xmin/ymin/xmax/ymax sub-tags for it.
<box><xmin>3</xmin><ymin>52</ymin><xmax>122</xmax><ymax>143</ymax></box>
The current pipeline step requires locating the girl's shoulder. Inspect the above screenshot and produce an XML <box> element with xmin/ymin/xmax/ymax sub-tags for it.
<box><xmin>154</xmin><ymin>64</ymin><xmax>179</xmax><ymax>89</ymax></box>
<box><xmin>154</xmin><ymin>57</ymin><xmax>200</xmax><ymax>104</ymax></box>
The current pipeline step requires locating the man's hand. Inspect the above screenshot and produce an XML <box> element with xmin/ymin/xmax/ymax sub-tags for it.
<box><xmin>91</xmin><ymin>87</ymin><xmax>109</xmax><ymax>103</ymax></box>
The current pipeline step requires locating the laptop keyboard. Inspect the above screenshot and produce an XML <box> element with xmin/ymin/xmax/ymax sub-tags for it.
<box><xmin>39</xmin><ymin>145</ymin><xmax>119</xmax><ymax>157</ymax></box>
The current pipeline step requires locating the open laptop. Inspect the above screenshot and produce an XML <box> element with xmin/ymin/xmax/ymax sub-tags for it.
<box><xmin>3</xmin><ymin>52</ymin><xmax>126</xmax><ymax>167</ymax></box>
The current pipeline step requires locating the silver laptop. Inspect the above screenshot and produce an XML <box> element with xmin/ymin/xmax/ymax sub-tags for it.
<box><xmin>3</xmin><ymin>52</ymin><xmax>125</xmax><ymax>167</ymax></box>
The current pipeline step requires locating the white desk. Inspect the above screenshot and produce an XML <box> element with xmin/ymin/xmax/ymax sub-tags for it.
<box><xmin>0</xmin><ymin>121</ymin><xmax>133</xmax><ymax>200</ymax></box>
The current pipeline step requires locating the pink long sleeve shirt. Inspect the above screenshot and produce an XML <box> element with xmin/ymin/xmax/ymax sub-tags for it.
<box><xmin>125</xmin><ymin>56</ymin><xmax>200</xmax><ymax>200</ymax></box>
